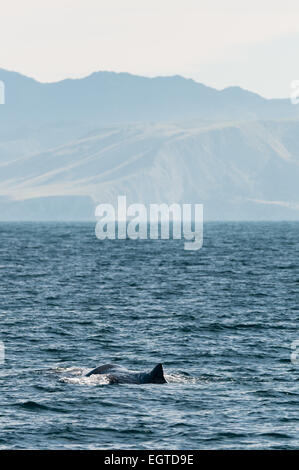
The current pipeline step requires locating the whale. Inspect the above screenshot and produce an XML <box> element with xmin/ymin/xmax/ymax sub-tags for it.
<box><xmin>85</xmin><ymin>363</ymin><xmax>167</xmax><ymax>384</ymax></box>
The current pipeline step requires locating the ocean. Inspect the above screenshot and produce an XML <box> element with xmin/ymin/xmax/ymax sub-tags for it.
<box><xmin>0</xmin><ymin>221</ymin><xmax>298</xmax><ymax>449</ymax></box>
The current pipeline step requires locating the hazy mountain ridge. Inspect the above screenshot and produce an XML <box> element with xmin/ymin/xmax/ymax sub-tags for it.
<box><xmin>0</xmin><ymin>68</ymin><xmax>298</xmax><ymax>125</ymax></box>
<box><xmin>0</xmin><ymin>69</ymin><xmax>299</xmax><ymax>220</ymax></box>
<box><xmin>1</xmin><ymin>119</ymin><xmax>299</xmax><ymax>220</ymax></box>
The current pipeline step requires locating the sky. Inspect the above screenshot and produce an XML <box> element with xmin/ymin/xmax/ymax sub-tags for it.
<box><xmin>0</xmin><ymin>0</ymin><xmax>298</xmax><ymax>98</ymax></box>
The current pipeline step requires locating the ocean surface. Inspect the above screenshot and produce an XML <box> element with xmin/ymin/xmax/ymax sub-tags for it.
<box><xmin>0</xmin><ymin>221</ymin><xmax>298</xmax><ymax>449</ymax></box>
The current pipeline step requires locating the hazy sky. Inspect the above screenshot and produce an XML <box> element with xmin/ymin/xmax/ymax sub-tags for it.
<box><xmin>0</xmin><ymin>0</ymin><xmax>298</xmax><ymax>98</ymax></box>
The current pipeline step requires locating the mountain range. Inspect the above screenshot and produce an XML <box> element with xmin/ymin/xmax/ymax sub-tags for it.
<box><xmin>0</xmin><ymin>68</ymin><xmax>298</xmax><ymax>220</ymax></box>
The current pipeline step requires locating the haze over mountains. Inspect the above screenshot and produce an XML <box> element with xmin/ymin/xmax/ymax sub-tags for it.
<box><xmin>0</xmin><ymin>68</ymin><xmax>299</xmax><ymax>220</ymax></box>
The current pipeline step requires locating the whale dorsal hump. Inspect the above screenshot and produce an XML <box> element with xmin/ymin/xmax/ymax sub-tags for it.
<box><xmin>149</xmin><ymin>363</ymin><xmax>166</xmax><ymax>383</ymax></box>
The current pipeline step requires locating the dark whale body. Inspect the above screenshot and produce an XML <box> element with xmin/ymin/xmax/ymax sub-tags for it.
<box><xmin>85</xmin><ymin>363</ymin><xmax>167</xmax><ymax>384</ymax></box>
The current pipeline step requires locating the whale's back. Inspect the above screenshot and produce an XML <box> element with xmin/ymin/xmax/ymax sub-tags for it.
<box><xmin>85</xmin><ymin>363</ymin><xmax>121</xmax><ymax>377</ymax></box>
<box><xmin>85</xmin><ymin>363</ymin><xmax>167</xmax><ymax>384</ymax></box>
